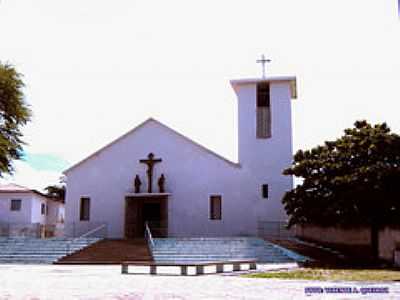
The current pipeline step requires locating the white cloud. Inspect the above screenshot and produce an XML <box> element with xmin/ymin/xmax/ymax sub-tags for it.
<box><xmin>0</xmin><ymin>160</ymin><xmax>62</xmax><ymax>192</ymax></box>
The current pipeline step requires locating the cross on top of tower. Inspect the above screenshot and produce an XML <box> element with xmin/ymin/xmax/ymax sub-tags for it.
<box><xmin>256</xmin><ymin>54</ymin><xmax>271</xmax><ymax>78</ymax></box>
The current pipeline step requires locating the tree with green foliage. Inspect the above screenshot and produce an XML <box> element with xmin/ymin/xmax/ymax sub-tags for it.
<box><xmin>283</xmin><ymin>120</ymin><xmax>400</xmax><ymax>260</ymax></box>
<box><xmin>0</xmin><ymin>62</ymin><xmax>31</xmax><ymax>175</ymax></box>
<box><xmin>45</xmin><ymin>184</ymin><xmax>66</xmax><ymax>202</ymax></box>
<box><xmin>45</xmin><ymin>177</ymin><xmax>66</xmax><ymax>202</ymax></box>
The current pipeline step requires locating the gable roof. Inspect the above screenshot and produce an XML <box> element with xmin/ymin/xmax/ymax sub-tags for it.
<box><xmin>64</xmin><ymin>118</ymin><xmax>240</xmax><ymax>174</ymax></box>
<box><xmin>0</xmin><ymin>183</ymin><xmax>59</xmax><ymax>202</ymax></box>
<box><xmin>0</xmin><ymin>183</ymin><xmax>31</xmax><ymax>193</ymax></box>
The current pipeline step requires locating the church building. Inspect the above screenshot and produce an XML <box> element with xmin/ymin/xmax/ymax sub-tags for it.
<box><xmin>63</xmin><ymin>75</ymin><xmax>297</xmax><ymax>239</ymax></box>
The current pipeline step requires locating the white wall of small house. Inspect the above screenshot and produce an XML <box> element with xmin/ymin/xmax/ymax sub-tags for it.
<box><xmin>0</xmin><ymin>193</ymin><xmax>33</xmax><ymax>224</ymax></box>
<box><xmin>0</xmin><ymin>193</ymin><xmax>65</xmax><ymax>226</ymax></box>
<box><xmin>64</xmin><ymin>79</ymin><xmax>294</xmax><ymax>238</ymax></box>
<box><xmin>30</xmin><ymin>196</ymin><xmax>47</xmax><ymax>224</ymax></box>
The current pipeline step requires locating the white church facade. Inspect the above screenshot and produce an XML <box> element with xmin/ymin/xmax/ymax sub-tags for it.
<box><xmin>64</xmin><ymin>76</ymin><xmax>297</xmax><ymax>239</ymax></box>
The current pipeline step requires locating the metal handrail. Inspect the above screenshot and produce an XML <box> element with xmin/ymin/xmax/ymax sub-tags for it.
<box><xmin>66</xmin><ymin>223</ymin><xmax>107</xmax><ymax>255</ymax></box>
<box><xmin>144</xmin><ymin>221</ymin><xmax>155</xmax><ymax>250</ymax></box>
<box><xmin>79</xmin><ymin>223</ymin><xmax>107</xmax><ymax>238</ymax></box>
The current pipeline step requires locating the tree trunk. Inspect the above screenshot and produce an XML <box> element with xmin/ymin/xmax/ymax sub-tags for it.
<box><xmin>370</xmin><ymin>224</ymin><xmax>379</xmax><ymax>262</ymax></box>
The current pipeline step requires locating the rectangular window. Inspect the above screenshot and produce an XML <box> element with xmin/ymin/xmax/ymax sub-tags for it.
<box><xmin>256</xmin><ymin>83</ymin><xmax>271</xmax><ymax>138</ymax></box>
<box><xmin>80</xmin><ymin>197</ymin><xmax>90</xmax><ymax>221</ymax></box>
<box><xmin>210</xmin><ymin>195</ymin><xmax>222</xmax><ymax>220</ymax></box>
<box><xmin>41</xmin><ymin>203</ymin><xmax>46</xmax><ymax>215</ymax></box>
<box><xmin>10</xmin><ymin>199</ymin><xmax>22</xmax><ymax>211</ymax></box>
<box><xmin>262</xmin><ymin>184</ymin><xmax>269</xmax><ymax>198</ymax></box>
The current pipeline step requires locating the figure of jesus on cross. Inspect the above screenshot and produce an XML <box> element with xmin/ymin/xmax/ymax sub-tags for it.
<box><xmin>140</xmin><ymin>152</ymin><xmax>162</xmax><ymax>193</ymax></box>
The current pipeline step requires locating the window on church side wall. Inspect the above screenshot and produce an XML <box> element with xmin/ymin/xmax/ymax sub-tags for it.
<box><xmin>210</xmin><ymin>195</ymin><xmax>222</xmax><ymax>220</ymax></box>
<box><xmin>80</xmin><ymin>197</ymin><xmax>90</xmax><ymax>221</ymax></box>
<box><xmin>262</xmin><ymin>184</ymin><xmax>269</xmax><ymax>199</ymax></box>
<box><xmin>256</xmin><ymin>83</ymin><xmax>271</xmax><ymax>138</ymax></box>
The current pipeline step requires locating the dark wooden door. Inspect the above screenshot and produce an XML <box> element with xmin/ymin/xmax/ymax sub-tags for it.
<box><xmin>125</xmin><ymin>198</ymin><xmax>140</xmax><ymax>238</ymax></box>
<box><xmin>125</xmin><ymin>196</ymin><xmax>168</xmax><ymax>238</ymax></box>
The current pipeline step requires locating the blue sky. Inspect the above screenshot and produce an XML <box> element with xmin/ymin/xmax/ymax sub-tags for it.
<box><xmin>22</xmin><ymin>153</ymin><xmax>69</xmax><ymax>173</ymax></box>
<box><xmin>0</xmin><ymin>0</ymin><xmax>399</xmax><ymax>190</ymax></box>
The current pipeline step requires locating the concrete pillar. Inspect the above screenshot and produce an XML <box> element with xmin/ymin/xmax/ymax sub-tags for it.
<box><xmin>216</xmin><ymin>264</ymin><xmax>224</xmax><ymax>273</ymax></box>
<box><xmin>195</xmin><ymin>265</ymin><xmax>204</xmax><ymax>275</ymax></box>
<box><xmin>233</xmin><ymin>263</ymin><xmax>241</xmax><ymax>272</ymax></box>
<box><xmin>121</xmin><ymin>264</ymin><xmax>128</xmax><ymax>274</ymax></box>
<box><xmin>150</xmin><ymin>265</ymin><xmax>157</xmax><ymax>275</ymax></box>
<box><xmin>181</xmin><ymin>266</ymin><xmax>188</xmax><ymax>276</ymax></box>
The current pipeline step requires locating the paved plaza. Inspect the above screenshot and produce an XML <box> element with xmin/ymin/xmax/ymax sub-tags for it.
<box><xmin>0</xmin><ymin>264</ymin><xmax>400</xmax><ymax>299</ymax></box>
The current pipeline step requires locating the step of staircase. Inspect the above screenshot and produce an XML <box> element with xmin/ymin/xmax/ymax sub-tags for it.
<box><xmin>152</xmin><ymin>237</ymin><xmax>297</xmax><ymax>263</ymax></box>
<box><xmin>0</xmin><ymin>237</ymin><xmax>101</xmax><ymax>264</ymax></box>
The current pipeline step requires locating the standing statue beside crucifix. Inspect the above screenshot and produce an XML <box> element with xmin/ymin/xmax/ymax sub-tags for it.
<box><xmin>134</xmin><ymin>175</ymin><xmax>141</xmax><ymax>193</ymax></box>
<box><xmin>158</xmin><ymin>174</ymin><xmax>165</xmax><ymax>193</ymax></box>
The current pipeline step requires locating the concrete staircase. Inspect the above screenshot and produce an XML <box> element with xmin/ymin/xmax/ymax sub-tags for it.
<box><xmin>152</xmin><ymin>237</ymin><xmax>297</xmax><ymax>263</ymax></box>
<box><xmin>0</xmin><ymin>237</ymin><xmax>101</xmax><ymax>264</ymax></box>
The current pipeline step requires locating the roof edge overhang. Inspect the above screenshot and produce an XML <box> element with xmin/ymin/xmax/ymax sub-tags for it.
<box><xmin>230</xmin><ymin>76</ymin><xmax>297</xmax><ymax>99</ymax></box>
<box><xmin>125</xmin><ymin>192</ymin><xmax>171</xmax><ymax>198</ymax></box>
<box><xmin>0</xmin><ymin>189</ymin><xmax>61</xmax><ymax>202</ymax></box>
<box><xmin>63</xmin><ymin>118</ymin><xmax>240</xmax><ymax>175</ymax></box>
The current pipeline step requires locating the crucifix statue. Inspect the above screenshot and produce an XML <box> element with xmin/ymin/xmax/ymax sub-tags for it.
<box><xmin>140</xmin><ymin>152</ymin><xmax>162</xmax><ymax>193</ymax></box>
<box><xmin>256</xmin><ymin>54</ymin><xmax>271</xmax><ymax>78</ymax></box>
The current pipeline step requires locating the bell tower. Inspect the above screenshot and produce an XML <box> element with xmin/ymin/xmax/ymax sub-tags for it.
<box><xmin>230</xmin><ymin>74</ymin><xmax>297</xmax><ymax>221</ymax></box>
<box><xmin>230</xmin><ymin>76</ymin><xmax>297</xmax><ymax>169</ymax></box>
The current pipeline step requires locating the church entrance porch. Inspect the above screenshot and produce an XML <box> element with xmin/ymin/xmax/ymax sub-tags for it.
<box><xmin>125</xmin><ymin>194</ymin><xmax>168</xmax><ymax>238</ymax></box>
